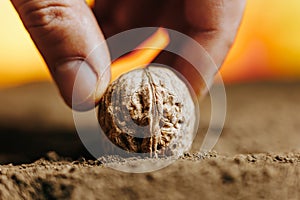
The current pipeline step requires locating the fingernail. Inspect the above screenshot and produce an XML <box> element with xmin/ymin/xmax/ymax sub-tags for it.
<box><xmin>54</xmin><ymin>59</ymin><xmax>97</xmax><ymax>110</ymax></box>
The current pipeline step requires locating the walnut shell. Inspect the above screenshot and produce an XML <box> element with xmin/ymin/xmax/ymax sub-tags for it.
<box><xmin>98</xmin><ymin>66</ymin><xmax>197</xmax><ymax>156</ymax></box>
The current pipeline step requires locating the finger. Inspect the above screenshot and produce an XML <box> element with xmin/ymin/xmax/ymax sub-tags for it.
<box><xmin>175</xmin><ymin>0</ymin><xmax>247</xmax><ymax>95</ymax></box>
<box><xmin>10</xmin><ymin>0</ymin><xmax>111</xmax><ymax>111</ymax></box>
<box><xmin>184</xmin><ymin>0</ymin><xmax>246</xmax><ymax>67</ymax></box>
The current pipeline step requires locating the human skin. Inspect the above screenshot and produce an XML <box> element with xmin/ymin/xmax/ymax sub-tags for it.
<box><xmin>10</xmin><ymin>0</ymin><xmax>246</xmax><ymax>110</ymax></box>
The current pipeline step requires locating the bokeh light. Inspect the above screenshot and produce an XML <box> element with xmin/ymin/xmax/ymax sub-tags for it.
<box><xmin>221</xmin><ymin>0</ymin><xmax>300</xmax><ymax>83</ymax></box>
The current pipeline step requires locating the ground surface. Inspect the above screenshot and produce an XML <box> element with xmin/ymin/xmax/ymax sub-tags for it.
<box><xmin>0</xmin><ymin>82</ymin><xmax>299</xmax><ymax>199</ymax></box>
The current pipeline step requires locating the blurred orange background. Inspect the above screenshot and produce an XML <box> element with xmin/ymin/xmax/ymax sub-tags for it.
<box><xmin>1</xmin><ymin>0</ymin><xmax>300</xmax><ymax>88</ymax></box>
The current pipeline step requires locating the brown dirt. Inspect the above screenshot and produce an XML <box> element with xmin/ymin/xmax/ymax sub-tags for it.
<box><xmin>0</xmin><ymin>82</ymin><xmax>300</xmax><ymax>199</ymax></box>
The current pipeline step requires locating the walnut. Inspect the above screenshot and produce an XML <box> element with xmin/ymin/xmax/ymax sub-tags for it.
<box><xmin>98</xmin><ymin>66</ymin><xmax>197</xmax><ymax>157</ymax></box>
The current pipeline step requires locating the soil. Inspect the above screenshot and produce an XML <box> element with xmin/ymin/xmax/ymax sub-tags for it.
<box><xmin>0</xmin><ymin>81</ymin><xmax>299</xmax><ymax>199</ymax></box>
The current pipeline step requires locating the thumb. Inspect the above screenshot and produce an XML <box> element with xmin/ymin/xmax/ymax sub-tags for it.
<box><xmin>10</xmin><ymin>0</ymin><xmax>111</xmax><ymax>111</ymax></box>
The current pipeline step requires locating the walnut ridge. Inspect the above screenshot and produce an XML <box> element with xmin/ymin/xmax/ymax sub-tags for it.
<box><xmin>98</xmin><ymin>66</ymin><xmax>197</xmax><ymax>157</ymax></box>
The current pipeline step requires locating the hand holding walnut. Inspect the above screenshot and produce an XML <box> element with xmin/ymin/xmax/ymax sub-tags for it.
<box><xmin>11</xmin><ymin>0</ymin><xmax>246</xmax><ymax>110</ymax></box>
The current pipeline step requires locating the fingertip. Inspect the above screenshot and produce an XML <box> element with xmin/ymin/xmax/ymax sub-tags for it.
<box><xmin>53</xmin><ymin>59</ymin><xmax>110</xmax><ymax>111</ymax></box>
<box><xmin>72</xmin><ymin>65</ymin><xmax>111</xmax><ymax>111</ymax></box>
<box><xmin>71</xmin><ymin>63</ymin><xmax>111</xmax><ymax>111</ymax></box>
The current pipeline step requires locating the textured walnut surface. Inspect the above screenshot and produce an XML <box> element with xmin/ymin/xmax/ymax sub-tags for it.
<box><xmin>98</xmin><ymin>66</ymin><xmax>197</xmax><ymax>156</ymax></box>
